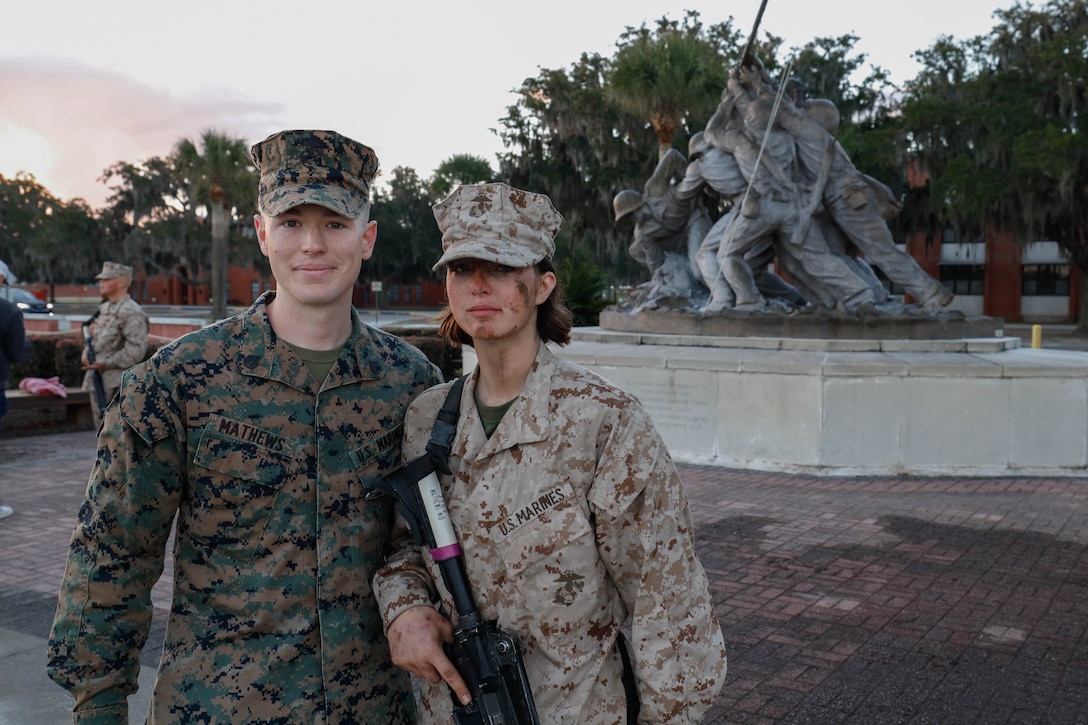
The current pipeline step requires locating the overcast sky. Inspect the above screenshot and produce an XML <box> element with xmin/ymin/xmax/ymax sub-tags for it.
<box><xmin>0</xmin><ymin>0</ymin><xmax>1009</xmax><ymax>209</ymax></box>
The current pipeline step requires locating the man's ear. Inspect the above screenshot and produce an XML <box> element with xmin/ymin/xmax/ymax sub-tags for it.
<box><xmin>254</xmin><ymin>214</ymin><xmax>269</xmax><ymax>256</ymax></box>
<box><xmin>360</xmin><ymin>219</ymin><xmax>378</xmax><ymax>261</ymax></box>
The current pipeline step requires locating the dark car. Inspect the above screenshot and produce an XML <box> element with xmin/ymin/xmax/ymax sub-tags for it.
<box><xmin>0</xmin><ymin>286</ymin><xmax>54</xmax><ymax>315</ymax></box>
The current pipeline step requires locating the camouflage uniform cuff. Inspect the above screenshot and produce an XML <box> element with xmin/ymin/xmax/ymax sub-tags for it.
<box><xmin>72</xmin><ymin>702</ymin><xmax>127</xmax><ymax>725</ymax></box>
<box><xmin>381</xmin><ymin>595</ymin><xmax>437</xmax><ymax>635</ymax></box>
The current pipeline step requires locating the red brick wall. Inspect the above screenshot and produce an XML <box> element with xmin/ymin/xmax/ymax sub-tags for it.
<box><xmin>984</xmin><ymin>230</ymin><xmax>1023</xmax><ymax>321</ymax></box>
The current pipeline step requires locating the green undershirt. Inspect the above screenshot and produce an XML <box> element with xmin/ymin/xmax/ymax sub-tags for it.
<box><xmin>285</xmin><ymin>341</ymin><xmax>342</xmax><ymax>387</ymax></box>
<box><xmin>476</xmin><ymin>395</ymin><xmax>515</xmax><ymax>438</ymax></box>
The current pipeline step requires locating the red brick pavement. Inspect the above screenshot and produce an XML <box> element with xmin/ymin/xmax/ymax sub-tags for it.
<box><xmin>682</xmin><ymin>466</ymin><xmax>1088</xmax><ymax>724</ymax></box>
<box><xmin>2</xmin><ymin>431</ymin><xmax>1087</xmax><ymax>724</ymax></box>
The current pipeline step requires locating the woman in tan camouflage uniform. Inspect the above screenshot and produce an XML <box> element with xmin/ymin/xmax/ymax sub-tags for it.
<box><xmin>375</xmin><ymin>182</ymin><xmax>727</xmax><ymax>724</ymax></box>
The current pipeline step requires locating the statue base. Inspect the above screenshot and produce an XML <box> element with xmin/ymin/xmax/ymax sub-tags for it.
<box><xmin>526</xmin><ymin>324</ymin><xmax>1088</xmax><ymax>477</ymax></box>
<box><xmin>599</xmin><ymin>306</ymin><xmax>1004</xmax><ymax>340</ymax></box>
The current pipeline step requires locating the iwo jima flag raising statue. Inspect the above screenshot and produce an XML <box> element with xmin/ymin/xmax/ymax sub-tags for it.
<box><xmin>612</xmin><ymin>0</ymin><xmax>955</xmax><ymax>318</ymax></box>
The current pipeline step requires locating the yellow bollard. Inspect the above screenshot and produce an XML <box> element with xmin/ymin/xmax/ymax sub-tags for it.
<box><xmin>1031</xmin><ymin>324</ymin><xmax>1043</xmax><ymax>349</ymax></box>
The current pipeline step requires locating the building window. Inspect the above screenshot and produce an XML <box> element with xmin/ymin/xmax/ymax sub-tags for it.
<box><xmin>870</xmin><ymin>266</ymin><xmax>904</xmax><ymax>296</ymax></box>
<box><xmin>1022</xmin><ymin>264</ymin><xmax>1070</xmax><ymax>296</ymax></box>
<box><xmin>940</xmin><ymin>265</ymin><xmax>985</xmax><ymax>295</ymax></box>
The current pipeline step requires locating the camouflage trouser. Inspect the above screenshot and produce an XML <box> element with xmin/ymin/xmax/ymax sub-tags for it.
<box><xmin>720</xmin><ymin>198</ymin><xmax>873</xmax><ymax>309</ymax></box>
<box><xmin>827</xmin><ymin>191</ymin><xmax>945</xmax><ymax>303</ymax></box>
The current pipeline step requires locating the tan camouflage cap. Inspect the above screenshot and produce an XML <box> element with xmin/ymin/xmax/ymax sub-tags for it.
<box><xmin>250</xmin><ymin>130</ymin><xmax>379</xmax><ymax>219</ymax></box>
<box><xmin>95</xmin><ymin>261</ymin><xmax>133</xmax><ymax>279</ymax></box>
<box><xmin>431</xmin><ymin>182</ymin><xmax>563</xmax><ymax>271</ymax></box>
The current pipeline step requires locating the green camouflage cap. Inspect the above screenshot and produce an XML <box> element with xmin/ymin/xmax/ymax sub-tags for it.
<box><xmin>251</xmin><ymin>130</ymin><xmax>379</xmax><ymax>218</ymax></box>
<box><xmin>431</xmin><ymin>182</ymin><xmax>563</xmax><ymax>271</ymax></box>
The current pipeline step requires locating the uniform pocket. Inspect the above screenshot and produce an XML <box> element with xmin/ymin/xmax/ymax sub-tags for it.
<box><xmin>495</xmin><ymin>485</ymin><xmax>612</xmax><ymax>657</ymax></box>
<box><xmin>189</xmin><ymin>414</ymin><xmax>297</xmax><ymax>562</ymax></box>
<box><xmin>349</xmin><ymin>424</ymin><xmax>403</xmax><ymax>484</ymax></box>
<box><xmin>349</xmin><ymin>425</ymin><xmax>405</xmax><ymax>569</ymax></box>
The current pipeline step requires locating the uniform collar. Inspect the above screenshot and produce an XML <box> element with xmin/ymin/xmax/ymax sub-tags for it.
<box><xmin>460</xmin><ymin>343</ymin><xmax>557</xmax><ymax>458</ymax></box>
<box><xmin>239</xmin><ymin>291</ymin><xmax>386</xmax><ymax>390</ymax></box>
<box><xmin>101</xmin><ymin>293</ymin><xmax>132</xmax><ymax>308</ymax></box>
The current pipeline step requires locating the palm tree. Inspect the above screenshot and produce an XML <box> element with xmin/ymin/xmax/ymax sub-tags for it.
<box><xmin>173</xmin><ymin>130</ymin><xmax>255</xmax><ymax>320</ymax></box>
<box><xmin>608</xmin><ymin>17</ymin><xmax>729</xmax><ymax>159</ymax></box>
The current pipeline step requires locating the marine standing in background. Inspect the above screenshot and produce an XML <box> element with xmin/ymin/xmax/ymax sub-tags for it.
<box><xmin>49</xmin><ymin>129</ymin><xmax>441</xmax><ymax>724</ymax></box>
<box><xmin>613</xmin><ymin>148</ymin><xmax>700</xmax><ymax>275</ymax></box>
<box><xmin>375</xmin><ymin>182</ymin><xmax>727</xmax><ymax>724</ymax></box>
<box><xmin>81</xmin><ymin>261</ymin><xmax>149</xmax><ymax>425</ymax></box>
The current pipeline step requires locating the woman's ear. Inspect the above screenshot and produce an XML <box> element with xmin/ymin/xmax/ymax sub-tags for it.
<box><xmin>536</xmin><ymin>270</ymin><xmax>557</xmax><ymax>305</ymax></box>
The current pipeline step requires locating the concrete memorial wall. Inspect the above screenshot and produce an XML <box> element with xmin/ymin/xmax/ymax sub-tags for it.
<box><xmin>459</xmin><ymin>328</ymin><xmax>1088</xmax><ymax>478</ymax></box>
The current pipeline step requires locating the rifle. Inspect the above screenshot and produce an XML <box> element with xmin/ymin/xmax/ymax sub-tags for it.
<box><xmin>370</xmin><ymin>378</ymin><xmax>540</xmax><ymax>725</ymax></box>
<box><xmin>81</xmin><ymin>313</ymin><xmax>108</xmax><ymax>412</ymax></box>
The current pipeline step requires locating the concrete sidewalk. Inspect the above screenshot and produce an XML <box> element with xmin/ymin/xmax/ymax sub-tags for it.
<box><xmin>2</xmin><ymin>431</ymin><xmax>1086</xmax><ymax>724</ymax></box>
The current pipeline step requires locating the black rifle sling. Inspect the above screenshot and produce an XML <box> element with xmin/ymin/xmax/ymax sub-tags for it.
<box><xmin>617</xmin><ymin>633</ymin><xmax>641</xmax><ymax>724</ymax></box>
<box><xmin>425</xmin><ymin>374</ymin><xmax>468</xmax><ymax>475</ymax></box>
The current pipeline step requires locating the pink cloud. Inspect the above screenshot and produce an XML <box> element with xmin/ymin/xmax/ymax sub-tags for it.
<box><xmin>0</xmin><ymin>56</ymin><xmax>284</xmax><ymax>210</ymax></box>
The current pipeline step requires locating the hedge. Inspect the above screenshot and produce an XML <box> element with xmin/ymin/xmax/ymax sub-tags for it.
<box><xmin>11</xmin><ymin>328</ymin><xmax>462</xmax><ymax>390</ymax></box>
<box><xmin>9</xmin><ymin>333</ymin><xmax>150</xmax><ymax>389</ymax></box>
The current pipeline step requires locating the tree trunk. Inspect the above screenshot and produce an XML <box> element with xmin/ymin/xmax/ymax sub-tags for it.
<box><xmin>210</xmin><ymin>202</ymin><xmax>230</xmax><ymax>320</ymax></box>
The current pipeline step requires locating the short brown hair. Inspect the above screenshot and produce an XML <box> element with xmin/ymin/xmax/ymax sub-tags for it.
<box><xmin>437</xmin><ymin>257</ymin><xmax>572</xmax><ymax>348</ymax></box>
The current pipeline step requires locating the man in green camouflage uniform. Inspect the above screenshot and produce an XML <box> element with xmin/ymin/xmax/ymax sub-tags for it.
<box><xmin>48</xmin><ymin>130</ymin><xmax>441</xmax><ymax>724</ymax></box>
<box><xmin>82</xmin><ymin>261</ymin><xmax>149</xmax><ymax>426</ymax></box>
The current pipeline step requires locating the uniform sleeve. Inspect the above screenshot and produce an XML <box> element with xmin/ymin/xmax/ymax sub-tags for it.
<box><xmin>674</xmin><ymin>162</ymin><xmax>705</xmax><ymax>201</ymax></box>
<box><xmin>372</xmin><ymin>392</ymin><xmax>444</xmax><ymax>630</ymax></box>
<box><xmin>97</xmin><ymin>305</ymin><xmax>148</xmax><ymax>371</ymax></box>
<box><xmin>373</xmin><ymin>513</ymin><xmax>437</xmax><ymax>631</ymax></box>
<box><xmin>589</xmin><ymin>404</ymin><xmax>727</xmax><ymax>724</ymax></box>
<box><xmin>704</xmin><ymin>98</ymin><xmax>734</xmax><ymax>148</ymax></box>
<box><xmin>47</xmin><ymin>367</ymin><xmax>184</xmax><ymax>724</ymax></box>
<box><xmin>645</xmin><ymin>148</ymin><xmax>687</xmax><ymax>198</ymax></box>
<box><xmin>770</xmin><ymin>90</ymin><xmax>804</xmax><ymax>131</ymax></box>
